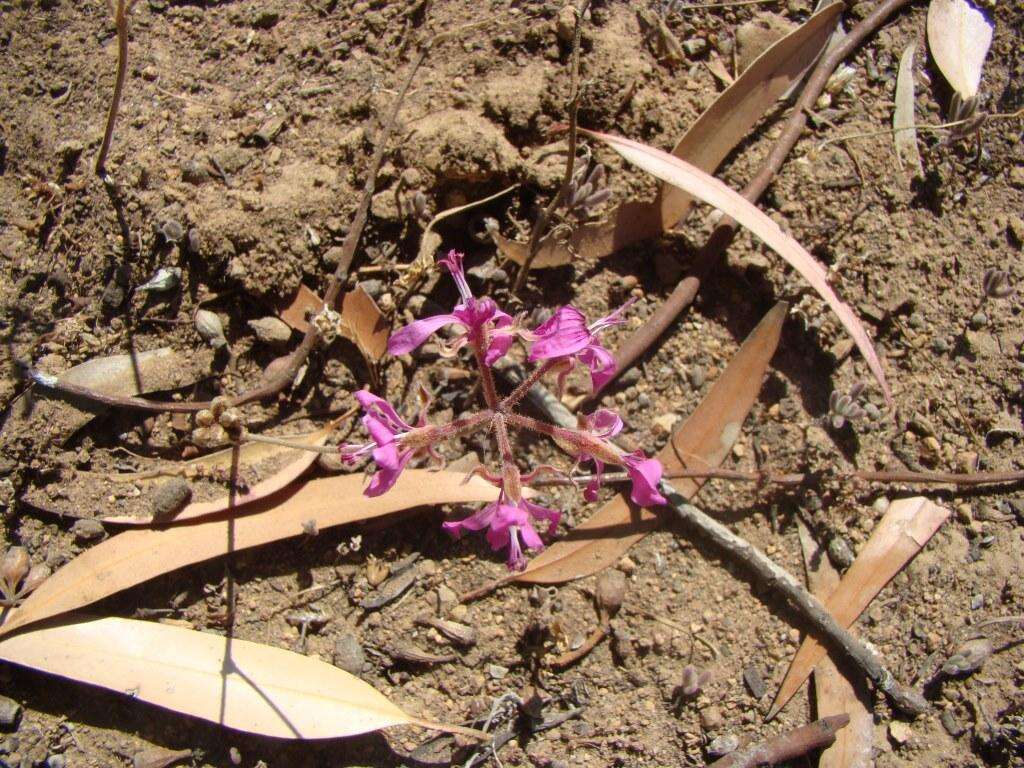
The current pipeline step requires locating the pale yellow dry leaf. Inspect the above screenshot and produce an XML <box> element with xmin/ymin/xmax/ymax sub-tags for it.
<box><xmin>0</xmin><ymin>616</ymin><xmax>469</xmax><ymax>739</ymax></box>
<box><xmin>893</xmin><ymin>43</ymin><xmax>924</xmax><ymax>178</ymax></box>
<box><xmin>0</xmin><ymin>471</ymin><xmax>503</xmax><ymax>636</ymax></box>
<box><xmin>927</xmin><ymin>0</ymin><xmax>993</xmax><ymax>101</ymax></box>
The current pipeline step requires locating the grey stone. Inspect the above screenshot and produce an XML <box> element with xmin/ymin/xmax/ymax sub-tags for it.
<box><xmin>332</xmin><ymin>632</ymin><xmax>366</xmax><ymax>675</ymax></box>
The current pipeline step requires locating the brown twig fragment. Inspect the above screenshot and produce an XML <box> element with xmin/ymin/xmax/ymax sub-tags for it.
<box><xmin>95</xmin><ymin>0</ymin><xmax>140</xmax><ymax>180</ymax></box>
<box><xmin>546</xmin><ymin>625</ymin><xmax>610</xmax><ymax>669</ymax></box>
<box><xmin>597</xmin><ymin>0</ymin><xmax>914</xmax><ymax>395</ymax></box>
<box><xmin>661</xmin><ymin>483</ymin><xmax>928</xmax><ymax>718</ymax></box>
<box><xmin>709</xmin><ymin>714</ymin><xmax>850</xmax><ymax>768</ymax></box>
<box><xmin>513</xmin><ymin>0</ymin><xmax>591</xmax><ymax>293</ymax></box>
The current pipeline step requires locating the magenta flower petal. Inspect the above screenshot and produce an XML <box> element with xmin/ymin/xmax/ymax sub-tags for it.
<box><xmin>365</xmin><ymin>447</ymin><xmax>413</xmax><ymax>497</ymax></box>
<box><xmin>528</xmin><ymin>306</ymin><xmax>591</xmax><ymax>360</ymax></box>
<box><xmin>624</xmin><ymin>454</ymin><xmax>666</xmax><ymax>507</ymax></box>
<box><xmin>387</xmin><ymin>313</ymin><xmax>460</xmax><ymax>356</ymax></box>
<box><xmin>517</xmin><ymin>521</ymin><xmax>543</xmax><ymax>550</ymax></box>
<box><xmin>524</xmin><ymin>499</ymin><xmax>561</xmax><ymax>535</ymax></box>
<box><xmin>443</xmin><ymin>501</ymin><xmax>500</xmax><ymax>538</ymax></box>
<box><xmin>586</xmin><ymin>409</ymin><xmax>623</xmax><ymax>439</ymax></box>
<box><xmin>579</xmin><ymin>344</ymin><xmax>617</xmax><ymax>391</ymax></box>
<box><xmin>363</xmin><ymin>413</ymin><xmax>395</xmax><ymax>449</ymax></box>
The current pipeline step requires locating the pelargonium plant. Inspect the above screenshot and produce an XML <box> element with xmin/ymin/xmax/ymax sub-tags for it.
<box><xmin>341</xmin><ymin>251</ymin><xmax>666</xmax><ymax>571</ymax></box>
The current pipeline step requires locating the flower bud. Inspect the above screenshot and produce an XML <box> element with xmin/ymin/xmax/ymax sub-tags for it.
<box><xmin>194</xmin><ymin>309</ymin><xmax>227</xmax><ymax>349</ymax></box>
<box><xmin>595</xmin><ymin>569</ymin><xmax>626</xmax><ymax>620</ymax></box>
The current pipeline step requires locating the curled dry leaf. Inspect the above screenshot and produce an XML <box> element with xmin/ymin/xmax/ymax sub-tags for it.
<box><xmin>798</xmin><ymin>522</ymin><xmax>873</xmax><ymax>768</ymax></box>
<box><xmin>396</xmin><ymin>184</ymin><xmax>518</xmax><ymax>296</ymax></box>
<box><xmin>278</xmin><ymin>284</ymin><xmax>388</xmax><ymax>362</ymax></box>
<box><xmin>3</xmin><ymin>348</ymin><xmax>209</xmax><ymax>446</ymax></box>
<box><xmin>893</xmin><ymin>44</ymin><xmax>925</xmax><ymax>178</ymax></box>
<box><xmin>0</xmin><ymin>616</ymin><xmax>474</xmax><ymax>740</ymax></box>
<box><xmin>581</xmin><ymin>127</ymin><xmax>892</xmax><ymax>406</ymax></box>
<box><xmin>496</xmin><ymin>2</ymin><xmax>843</xmax><ymax>269</ymax></box>
<box><xmin>0</xmin><ymin>471</ymin><xmax>504</xmax><ymax>637</ymax></box>
<box><xmin>768</xmin><ymin>497</ymin><xmax>950</xmax><ymax>719</ymax></box>
<box><xmin>926</xmin><ymin>0</ymin><xmax>993</xmax><ymax>103</ymax></box>
<box><xmin>510</xmin><ymin>302</ymin><xmax>787</xmax><ymax>586</ymax></box>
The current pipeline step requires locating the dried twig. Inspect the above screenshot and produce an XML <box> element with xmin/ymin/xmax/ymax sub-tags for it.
<box><xmin>661</xmin><ymin>482</ymin><xmax>928</xmax><ymax>718</ymax></box>
<box><xmin>95</xmin><ymin>0</ymin><xmax>140</xmax><ymax>179</ymax></box>
<box><xmin>513</xmin><ymin>0</ymin><xmax>591</xmax><ymax>292</ymax></box>
<box><xmin>709</xmin><ymin>714</ymin><xmax>850</xmax><ymax>768</ymax></box>
<box><xmin>596</xmin><ymin>0</ymin><xmax>914</xmax><ymax>396</ymax></box>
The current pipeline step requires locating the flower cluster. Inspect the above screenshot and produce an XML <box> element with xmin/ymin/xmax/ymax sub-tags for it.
<box><xmin>341</xmin><ymin>251</ymin><xmax>666</xmax><ymax>571</ymax></box>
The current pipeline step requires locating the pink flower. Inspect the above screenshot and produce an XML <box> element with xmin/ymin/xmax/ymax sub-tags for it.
<box><xmin>575</xmin><ymin>408</ymin><xmax>667</xmax><ymax>507</ymax></box>
<box><xmin>528</xmin><ymin>300</ymin><xmax>635</xmax><ymax>391</ymax></box>
<box><xmin>340</xmin><ymin>391</ymin><xmax>418</xmax><ymax>497</ymax></box>
<box><xmin>443</xmin><ymin>490</ymin><xmax>561</xmax><ymax>571</ymax></box>
<box><xmin>388</xmin><ymin>251</ymin><xmax>516</xmax><ymax>365</ymax></box>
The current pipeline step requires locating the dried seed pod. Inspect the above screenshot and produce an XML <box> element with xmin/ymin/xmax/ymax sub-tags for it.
<box><xmin>194</xmin><ymin>309</ymin><xmax>227</xmax><ymax>349</ymax></box>
<box><xmin>1</xmin><ymin>547</ymin><xmax>30</xmax><ymax>591</ymax></box>
<box><xmin>18</xmin><ymin>563</ymin><xmax>51</xmax><ymax>597</ymax></box>
<box><xmin>365</xmin><ymin>558</ymin><xmax>390</xmax><ymax>587</ymax></box>
<box><xmin>209</xmin><ymin>396</ymin><xmax>230</xmax><ymax>421</ymax></box>
<box><xmin>595</xmin><ymin>570</ymin><xmax>626</xmax><ymax>620</ymax></box>
<box><xmin>416</xmin><ymin>615</ymin><xmax>478</xmax><ymax>647</ymax></box>
<box><xmin>136</xmin><ymin>266</ymin><xmax>182</xmax><ymax>294</ymax></box>
<box><xmin>159</xmin><ymin>219</ymin><xmax>185</xmax><ymax>244</ymax></box>
<box><xmin>217</xmin><ymin>407</ymin><xmax>244</xmax><ymax>437</ymax></box>
<box><xmin>942</xmin><ymin>637</ymin><xmax>993</xmax><ymax>677</ymax></box>
<box><xmin>195</xmin><ymin>408</ymin><xmax>215</xmax><ymax>428</ymax></box>
<box><xmin>386</xmin><ymin>644</ymin><xmax>457</xmax><ymax>665</ymax></box>
<box><xmin>150</xmin><ymin>477</ymin><xmax>192</xmax><ymax>522</ymax></box>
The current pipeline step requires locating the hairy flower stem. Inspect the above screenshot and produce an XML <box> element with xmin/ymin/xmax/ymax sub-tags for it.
<box><xmin>498</xmin><ymin>359</ymin><xmax>558</xmax><ymax>412</ymax></box>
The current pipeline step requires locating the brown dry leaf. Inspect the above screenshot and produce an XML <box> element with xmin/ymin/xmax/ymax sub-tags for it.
<box><xmin>0</xmin><ymin>471</ymin><xmax>502</xmax><ymax>637</ymax></box>
<box><xmin>397</xmin><ymin>184</ymin><xmax>518</xmax><ymax>294</ymax></box>
<box><xmin>768</xmin><ymin>497</ymin><xmax>950</xmax><ymax>718</ymax></box>
<box><xmin>583</xmin><ymin>127</ymin><xmax>892</xmax><ymax>406</ymax></box>
<box><xmin>278</xmin><ymin>284</ymin><xmax>388</xmax><ymax>362</ymax></box>
<box><xmin>927</xmin><ymin>0</ymin><xmax>993</xmax><ymax>103</ymax></box>
<box><xmin>893</xmin><ymin>43</ymin><xmax>924</xmax><ymax>178</ymax></box>
<box><xmin>101</xmin><ymin>429</ymin><xmax>332</xmax><ymax>525</ymax></box>
<box><xmin>511</xmin><ymin>302</ymin><xmax>787</xmax><ymax>585</ymax></box>
<box><xmin>0</xmin><ymin>616</ymin><xmax>471</xmax><ymax>739</ymax></box>
<box><xmin>798</xmin><ymin>522</ymin><xmax>873</xmax><ymax>768</ymax></box>
<box><xmin>705</xmin><ymin>55</ymin><xmax>734</xmax><ymax>87</ymax></box>
<box><xmin>3</xmin><ymin>348</ymin><xmax>209</xmax><ymax>445</ymax></box>
<box><xmin>496</xmin><ymin>2</ymin><xmax>842</xmax><ymax>268</ymax></box>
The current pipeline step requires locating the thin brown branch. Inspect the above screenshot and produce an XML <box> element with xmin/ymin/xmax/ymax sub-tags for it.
<box><xmin>546</xmin><ymin>623</ymin><xmax>610</xmax><ymax>669</ymax></box>
<box><xmin>662</xmin><ymin>483</ymin><xmax>928</xmax><ymax>718</ymax></box>
<box><xmin>595</xmin><ymin>0</ymin><xmax>914</xmax><ymax>396</ymax></box>
<box><xmin>95</xmin><ymin>0</ymin><xmax>134</xmax><ymax>179</ymax></box>
<box><xmin>709</xmin><ymin>714</ymin><xmax>850</xmax><ymax>768</ymax></box>
<box><xmin>513</xmin><ymin>0</ymin><xmax>591</xmax><ymax>292</ymax></box>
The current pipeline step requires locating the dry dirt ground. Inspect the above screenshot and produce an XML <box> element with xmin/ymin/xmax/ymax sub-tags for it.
<box><xmin>1</xmin><ymin>1</ymin><xmax>1023</xmax><ymax>767</ymax></box>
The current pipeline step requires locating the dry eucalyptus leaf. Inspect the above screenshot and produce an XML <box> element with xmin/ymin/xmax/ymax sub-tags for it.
<box><xmin>0</xmin><ymin>471</ymin><xmax>504</xmax><ymax>637</ymax></box>
<box><xmin>509</xmin><ymin>302</ymin><xmax>787</xmax><ymax>585</ymax></box>
<box><xmin>3</xmin><ymin>348</ymin><xmax>209</xmax><ymax>445</ymax></box>
<box><xmin>769</xmin><ymin>497</ymin><xmax>950</xmax><ymax>719</ymax></box>
<box><xmin>278</xmin><ymin>284</ymin><xmax>388</xmax><ymax>362</ymax></box>
<box><xmin>893</xmin><ymin>43</ymin><xmax>925</xmax><ymax>178</ymax></box>
<box><xmin>798</xmin><ymin>522</ymin><xmax>874</xmax><ymax>768</ymax></box>
<box><xmin>582</xmin><ymin>127</ymin><xmax>892</xmax><ymax>406</ymax></box>
<box><xmin>0</xmin><ymin>616</ymin><xmax>470</xmax><ymax>739</ymax></box>
<box><xmin>496</xmin><ymin>2</ymin><xmax>843</xmax><ymax>269</ymax></box>
<box><xmin>927</xmin><ymin>0</ymin><xmax>993</xmax><ymax>102</ymax></box>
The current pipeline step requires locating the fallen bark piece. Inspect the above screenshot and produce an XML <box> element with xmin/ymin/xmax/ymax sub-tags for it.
<box><xmin>709</xmin><ymin>714</ymin><xmax>850</xmax><ymax>768</ymax></box>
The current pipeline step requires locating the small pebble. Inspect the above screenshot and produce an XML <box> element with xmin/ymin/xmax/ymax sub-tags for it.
<box><xmin>487</xmin><ymin>663</ymin><xmax>509</xmax><ymax>680</ymax></box>
<box><xmin>0</xmin><ymin>695</ymin><xmax>21</xmax><ymax>729</ymax></box>
<box><xmin>45</xmin><ymin>756</ymin><xmax>66</xmax><ymax>768</ymax></box>
<box><xmin>248</xmin><ymin>317</ymin><xmax>293</xmax><ymax>346</ymax></box>
<box><xmin>229</xmin><ymin>746</ymin><xmax>242</xmax><ymax>766</ymax></box>
<box><xmin>700</xmin><ymin>705</ymin><xmax>724</xmax><ymax>732</ymax></box>
<box><xmin>888</xmin><ymin>721</ymin><xmax>912</xmax><ymax>746</ymax></box>
<box><xmin>706</xmin><ymin>733</ymin><xmax>740</xmax><ymax>759</ymax></box>
<box><xmin>742</xmin><ymin>665</ymin><xmax>766</xmax><ymax>699</ymax></box>
<box><xmin>827</xmin><ymin>536</ymin><xmax>856</xmax><ymax>570</ymax></box>
<box><xmin>150</xmin><ymin>477</ymin><xmax>192</xmax><ymax>522</ymax></box>
<box><xmin>333</xmin><ymin>632</ymin><xmax>366</xmax><ymax>675</ymax></box>
<box><xmin>71</xmin><ymin>518</ymin><xmax>105</xmax><ymax>542</ymax></box>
